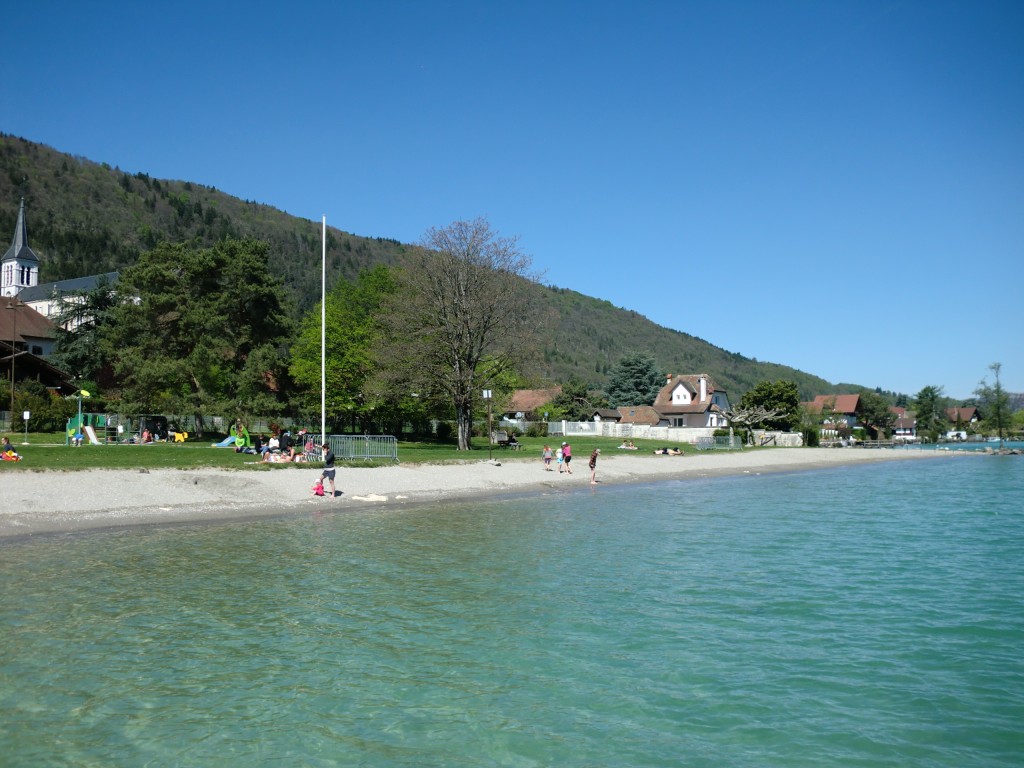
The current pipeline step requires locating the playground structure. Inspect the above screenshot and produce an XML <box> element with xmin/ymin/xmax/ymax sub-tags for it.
<box><xmin>66</xmin><ymin>412</ymin><xmax>123</xmax><ymax>445</ymax></box>
<box><xmin>65</xmin><ymin>413</ymin><xmax>189</xmax><ymax>445</ymax></box>
<box><xmin>212</xmin><ymin>423</ymin><xmax>251</xmax><ymax>448</ymax></box>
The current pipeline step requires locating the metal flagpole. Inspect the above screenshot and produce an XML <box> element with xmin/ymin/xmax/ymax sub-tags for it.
<box><xmin>321</xmin><ymin>216</ymin><xmax>327</xmax><ymax>450</ymax></box>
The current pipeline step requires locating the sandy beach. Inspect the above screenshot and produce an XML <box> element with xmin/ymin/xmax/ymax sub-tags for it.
<box><xmin>0</xmin><ymin>448</ymin><xmax>960</xmax><ymax>539</ymax></box>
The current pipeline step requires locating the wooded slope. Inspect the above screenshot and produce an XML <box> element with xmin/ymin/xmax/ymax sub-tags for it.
<box><xmin>0</xmin><ymin>133</ymin><xmax>843</xmax><ymax>398</ymax></box>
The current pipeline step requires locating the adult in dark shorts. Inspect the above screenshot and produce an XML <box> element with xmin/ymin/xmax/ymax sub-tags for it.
<box><xmin>321</xmin><ymin>443</ymin><xmax>336</xmax><ymax>497</ymax></box>
<box><xmin>561</xmin><ymin>442</ymin><xmax>573</xmax><ymax>474</ymax></box>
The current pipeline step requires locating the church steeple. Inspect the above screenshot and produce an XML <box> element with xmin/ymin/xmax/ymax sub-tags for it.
<box><xmin>2</xmin><ymin>198</ymin><xmax>40</xmax><ymax>298</ymax></box>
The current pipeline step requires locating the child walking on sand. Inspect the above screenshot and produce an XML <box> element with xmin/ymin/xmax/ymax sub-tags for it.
<box><xmin>321</xmin><ymin>442</ymin><xmax>336</xmax><ymax>497</ymax></box>
<box><xmin>556</xmin><ymin>445</ymin><xmax>564</xmax><ymax>473</ymax></box>
<box><xmin>542</xmin><ymin>444</ymin><xmax>553</xmax><ymax>470</ymax></box>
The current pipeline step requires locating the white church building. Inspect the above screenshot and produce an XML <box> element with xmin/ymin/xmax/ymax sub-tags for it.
<box><xmin>2</xmin><ymin>198</ymin><xmax>118</xmax><ymax>328</ymax></box>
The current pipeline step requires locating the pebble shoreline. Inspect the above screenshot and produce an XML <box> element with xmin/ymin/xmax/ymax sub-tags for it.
<box><xmin>0</xmin><ymin>448</ymin><xmax>961</xmax><ymax>539</ymax></box>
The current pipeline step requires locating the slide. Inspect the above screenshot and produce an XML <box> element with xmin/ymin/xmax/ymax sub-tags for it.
<box><xmin>83</xmin><ymin>425</ymin><xmax>101</xmax><ymax>445</ymax></box>
<box><xmin>212</xmin><ymin>434</ymin><xmax>236</xmax><ymax>447</ymax></box>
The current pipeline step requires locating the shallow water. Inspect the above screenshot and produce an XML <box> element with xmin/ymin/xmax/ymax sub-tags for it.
<box><xmin>1</xmin><ymin>456</ymin><xmax>1022</xmax><ymax>767</ymax></box>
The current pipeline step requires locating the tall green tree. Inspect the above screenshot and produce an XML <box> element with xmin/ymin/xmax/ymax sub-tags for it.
<box><xmin>102</xmin><ymin>238</ymin><xmax>292</xmax><ymax>433</ymax></box>
<box><xmin>975</xmin><ymin>362</ymin><xmax>1010</xmax><ymax>447</ymax></box>
<box><xmin>290</xmin><ymin>265</ymin><xmax>396</xmax><ymax>430</ymax></box>
<box><xmin>51</xmin><ymin>275</ymin><xmax>119</xmax><ymax>385</ymax></box>
<box><xmin>913</xmin><ymin>385</ymin><xmax>945</xmax><ymax>442</ymax></box>
<box><xmin>375</xmin><ymin>218</ymin><xmax>545</xmax><ymax>450</ymax></box>
<box><xmin>857</xmin><ymin>390</ymin><xmax>896</xmax><ymax>439</ymax></box>
<box><xmin>549</xmin><ymin>375</ymin><xmax>609</xmax><ymax>421</ymax></box>
<box><xmin>606</xmin><ymin>352</ymin><xmax>662</xmax><ymax>407</ymax></box>
<box><xmin>738</xmin><ymin>380</ymin><xmax>800</xmax><ymax>431</ymax></box>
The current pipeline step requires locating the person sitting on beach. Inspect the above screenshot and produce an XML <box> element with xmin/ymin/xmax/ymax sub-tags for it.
<box><xmin>141</xmin><ymin>429</ymin><xmax>152</xmax><ymax>444</ymax></box>
<box><xmin>311</xmin><ymin>479</ymin><xmax>325</xmax><ymax>497</ymax></box>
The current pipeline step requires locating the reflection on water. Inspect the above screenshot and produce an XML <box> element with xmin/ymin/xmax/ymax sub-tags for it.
<box><xmin>1</xmin><ymin>457</ymin><xmax>1022</xmax><ymax>766</ymax></box>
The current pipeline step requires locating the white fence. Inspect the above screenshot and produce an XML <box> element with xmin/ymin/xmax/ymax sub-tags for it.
<box><xmin>548</xmin><ymin>420</ymin><xmax>723</xmax><ymax>445</ymax></box>
<box><xmin>695</xmin><ymin>435</ymin><xmax>744</xmax><ymax>450</ymax></box>
<box><xmin>537</xmin><ymin>421</ymin><xmax>803</xmax><ymax>448</ymax></box>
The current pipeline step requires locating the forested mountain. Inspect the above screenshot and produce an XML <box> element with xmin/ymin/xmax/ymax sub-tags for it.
<box><xmin>1</xmin><ymin>133</ymin><xmax>845</xmax><ymax>399</ymax></box>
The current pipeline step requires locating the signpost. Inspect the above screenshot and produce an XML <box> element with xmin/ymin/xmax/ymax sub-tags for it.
<box><xmin>482</xmin><ymin>389</ymin><xmax>493</xmax><ymax>461</ymax></box>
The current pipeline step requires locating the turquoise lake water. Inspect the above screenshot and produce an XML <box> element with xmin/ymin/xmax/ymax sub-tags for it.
<box><xmin>1</xmin><ymin>455</ymin><xmax>1022</xmax><ymax>767</ymax></box>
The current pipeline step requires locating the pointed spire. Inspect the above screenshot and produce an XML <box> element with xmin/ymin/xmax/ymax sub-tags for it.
<box><xmin>11</xmin><ymin>198</ymin><xmax>27</xmax><ymax>249</ymax></box>
<box><xmin>3</xmin><ymin>198</ymin><xmax>38</xmax><ymax>264</ymax></box>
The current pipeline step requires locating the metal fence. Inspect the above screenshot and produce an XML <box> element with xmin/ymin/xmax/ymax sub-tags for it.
<box><xmin>319</xmin><ymin>434</ymin><xmax>399</xmax><ymax>462</ymax></box>
<box><xmin>695</xmin><ymin>435</ymin><xmax>744</xmax><ymax>450</ymax></box>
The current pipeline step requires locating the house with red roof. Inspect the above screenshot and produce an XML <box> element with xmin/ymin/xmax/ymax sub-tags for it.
<box><xmin>945</xmin><ymin>406</ymin><xmax>979</xmax><ymax>427</ymax></box>
<box><xmin>614</xmin><ymin>405</ymin><xmax>661</xmax><ymax>426</ymax></box>
<box><xmin>501</xmin><ymin>386</ymin><xmax>562</xmax><ymax>421</ymax></box>
<box><xmin>802</xmin><ymin>393</ymin><xmax>862</xmax><ymax>436</ymax></box>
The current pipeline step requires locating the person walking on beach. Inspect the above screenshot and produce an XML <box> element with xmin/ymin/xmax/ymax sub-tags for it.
<box><xmin>542</xmin><ymin>444</ymin><xmax>553</xmax><ymax>470</ymax></box>
<box><xmin>589</xmin><ymin>448</ymin><xmax>600</xmax><ymax>484</ymax></box>
<box><xmin>561</xmin><ymin>442</ymin><xmax>573</xmax><ymax>474</ymax></box>
<box><xmin>321</xmin><ymin>442</ymin><xmax>336</xmax><ymax>497</ymax></box>
<box><xmin>556</xmin><ymin>445</ymin><xmax>564</xmax><ymax>473</ymax></box>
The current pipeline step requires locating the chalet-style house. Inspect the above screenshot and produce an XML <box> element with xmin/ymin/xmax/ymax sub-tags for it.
<box><xmin>892</xmin><ymin>416</ymin><xmax>917</xmax><ymax>441</ymax></box>
<box><xmin>945</xmin><ymin>406</ymin><xmax>979</xmax><ymax>427</ymax></box>
<box><xmin>651</xmin><ymin>373</ymin><xmax>730</xmax><ymax>428</ymax></box>
<box><xmin>0</xmin><ymin>300</ymin><xmax>72</xmax><ymax>393</ymax></box>
<box><xmin>803</xmin><ymin>394</ymin><xmax>860</xmax><ymax>433</ymax></box>
<box><xmin>501</xmin><ymin>386</ymin><xmax>562</xmax><ymax>421</ymax></box>
<box><xmin>612</xmin><ymin>405</ymin><xmax>661</xmax><ymax>426</ymax></box>
<box><xmin>0</xmin><ymin>299</ymin><xmax>57</xmax><ymax>358</ymax></box>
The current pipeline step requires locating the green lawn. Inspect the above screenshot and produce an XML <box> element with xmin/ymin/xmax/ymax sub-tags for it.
<box><xmin>0</xmin><ymin>433</ymin><xmax>702</xmax><ymax>471</ymax></box>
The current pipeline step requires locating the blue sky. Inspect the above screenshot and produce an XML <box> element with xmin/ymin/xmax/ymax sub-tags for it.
<box><xmin>3</xmin><ymin>1</ymin><xmax>1021</xmax><ymax>399</ymax></box>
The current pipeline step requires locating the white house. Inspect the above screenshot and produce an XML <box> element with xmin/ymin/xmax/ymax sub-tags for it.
<box><xmin>652</xmin><ymin>373</ymin><xmax>730</xmax><ymax>428</ymax></box>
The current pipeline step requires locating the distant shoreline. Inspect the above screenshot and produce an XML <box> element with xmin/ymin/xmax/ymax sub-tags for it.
<box><xmin>0</xmin><ymin>448</ymin><xmax>962</xmax><ymax>541</ymax></box>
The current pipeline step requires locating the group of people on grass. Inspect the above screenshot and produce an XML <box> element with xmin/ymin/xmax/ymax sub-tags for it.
<box><xmin>255</xmin><ymin>429</ymin><xmax>315</xmax><ymax>462</ymax></box>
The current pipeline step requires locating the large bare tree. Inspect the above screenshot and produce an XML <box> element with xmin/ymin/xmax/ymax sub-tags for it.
<box><xmin>374</xmin><ymin>218</ymin><xmax>544</xmax><ymax>450</ymax></box>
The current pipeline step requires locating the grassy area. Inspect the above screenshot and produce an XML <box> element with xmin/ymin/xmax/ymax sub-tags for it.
<box><xmin>0</xmin><ymin>432</ymin><xmax>700</xmax><ymax>472</ymax></box>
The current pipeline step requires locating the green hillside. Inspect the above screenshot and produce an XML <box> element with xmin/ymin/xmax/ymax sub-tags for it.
<box><xmin>1</xmin><ymin>133</ymin><xmax>842</xmax><ymax>399</ymax></box>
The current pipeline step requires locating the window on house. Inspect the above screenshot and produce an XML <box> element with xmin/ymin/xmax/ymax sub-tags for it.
<box><xmin>31</xmin><ymin>345</ymin><xmax>43</xmax><ymax>355</ymax></box>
